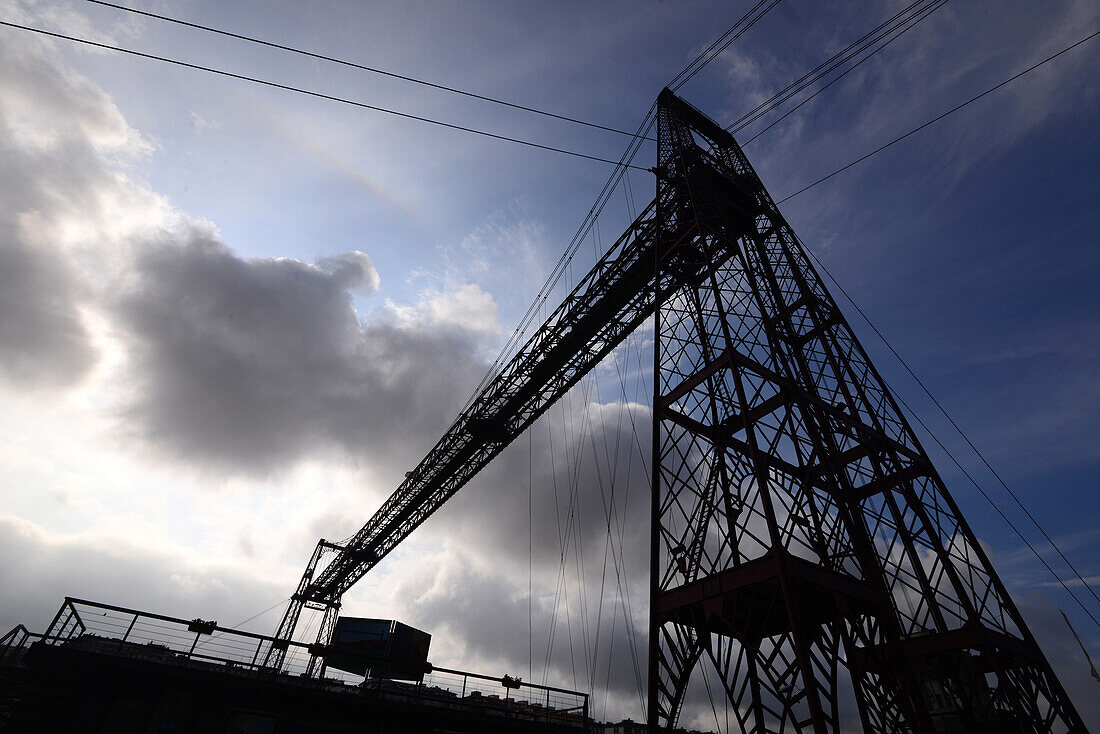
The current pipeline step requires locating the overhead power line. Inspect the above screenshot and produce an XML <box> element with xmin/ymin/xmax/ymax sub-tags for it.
<box><xmin>740</xmin><ymin>0</ymin><xmax>949</xmax><ymax>144</ymax></box>
<box><xmin>0</xmin><ymin>20</ymin><xmax>645</xmax><ymax>170</ymax></box>
<box><xmin>729</xmin><ymin>0</ymin><xmax>944</xmax><ymax>134</ymax></box>
<box><xmin>669</xmin><ymin>0</ymin><xmax>783</xmax><ymax>91</ymax></box>
<box><xmin>84</xmin><ymin>0</ymin><xmax>652</xmax><ymax>141</ymax></box>
<box><xmin>777</xmin><ymin>29</ymin><xmax>1100</xmax><ymax>204</ymax></box>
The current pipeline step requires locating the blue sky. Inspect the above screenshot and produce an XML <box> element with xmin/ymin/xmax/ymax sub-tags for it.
<box><xmin>0</xmin><ymin>0</ymin><xmax>1097</xmax><ymax>728</ymax></box>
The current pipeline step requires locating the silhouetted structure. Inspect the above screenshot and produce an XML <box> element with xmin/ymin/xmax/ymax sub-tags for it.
<box><xmin>263</xmin><ymin>90</ymin><xmax>1082</xmax><ymax>732</ymax></box>
<box><xmin>0</xmin><ymin>598</ymin><xmax>589</xmax><ymax>733</ymax></box>
<box><xmin>645</xmin><ymin>90</ymin><xmax>1083</xmax><ymax>732</ymax></box>
<box><xmin>1</xmin><ymin>91</ymin><xmax>1085</xmax><ymax>733</ymax></box>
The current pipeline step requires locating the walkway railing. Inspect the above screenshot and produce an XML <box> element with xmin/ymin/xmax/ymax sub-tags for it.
<box><xmin>2</xmin><ymin>597</ymin><xmax>588</xmax><ymax>725</ymax></box>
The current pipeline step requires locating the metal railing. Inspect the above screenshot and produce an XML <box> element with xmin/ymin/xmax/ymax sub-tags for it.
<box><xmin>3</xmin><ymin>597</ymin><xmax>588</xmax><ymax>725</ymax></box>
<box><xmin>394</xmin><ymin>665</ymin><xmax>588</xmax><ymax>723</ymax></box>
<box><xmin>0</xmin><ymin>624</ymin><xmax>44</xmax><ymax>666</ymax></box>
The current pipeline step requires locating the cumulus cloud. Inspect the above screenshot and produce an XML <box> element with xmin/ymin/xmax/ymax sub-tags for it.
<box><xmin>115</xmin><ymin>231</ymin><xmax>493</xmax><ymax>473</ymax></box>
<box><xmin>0</xmin><ymin>17</ymin><xmax>550</xmax><ymax>682</ymax></box>
<box><xmin>316</xmin><ymin>250</ymin><xmax>382</xmax><ymax>296</ymax></box>
<box><xmin>0</xmin><ymin>21</ymin><xmax>498</xmax><ymax>476</ymax></box>
<box><xmin>386</xmin><ymin>283</ymin><xmax>500</xmax><ymax>337</ymax></box>
<box><xmin>409</xmin><ymin>202</ymin><xmax>550</xmax><ymax>321</ymax></box>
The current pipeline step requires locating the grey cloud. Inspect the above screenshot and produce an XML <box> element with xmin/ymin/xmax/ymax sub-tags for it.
<box><xmin>316</xmin><ymin>250</ymin><xmax>382</xmax><ymax>296</ymax></box>
<box><xmin>1017</xmin><ymin>594</ymin><xmax>1100</xmax><ymax>728</ymax></box>
<box><xmin>0</xmin><ymin>515</ymin><xmax>285</xmax><ymax>640</ymax></box>
<box><xmin>0</xmin><ymin>234</ymin><xmax>95</xmax><ymax>387</ymax></box>
<box><xmin>115</xmin><ymin>231</ymin><xmax>487</xmax><ymax>474</ymax></box>
<box><xmin>0</xmin><ymin>32</ymin><xmax>136</xmax><ymax>389</ymax></box>
<box><xmin>384</xmin><ymin>541</ymin><xmax>650</xmax><ymax>720</ymax></box>
<box><xmin>0</xmin><ymin>22</ymin><xmax>490</xmax><ymax>475</ymax></box>
<box><xmin>0</xmin><ymin>22</ymin><xmax>151</xmax><ymax>228</ymax></box>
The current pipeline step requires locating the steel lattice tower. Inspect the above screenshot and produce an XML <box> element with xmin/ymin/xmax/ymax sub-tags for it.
<box><xmin>267</xmin><ymin>88</ymin><xmax>1084</xmax><ymax>734</ymax></box>
<box><xmin>646</xmin><ymin>90</ymin><xmax>1085</xmax><ymax>733</ymax></box>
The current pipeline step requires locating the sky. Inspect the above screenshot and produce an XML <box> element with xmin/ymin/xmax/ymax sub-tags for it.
<box><xmin>0</xmin><ymin>0</ymin><xmax>1098</xmax><ymax>729</ymax></box>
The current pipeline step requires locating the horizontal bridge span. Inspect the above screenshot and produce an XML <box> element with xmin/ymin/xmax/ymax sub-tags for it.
<box><xmin>309</xmin><ymin>198</ymin><xmax>662</xmax><ymax>601</ymax></box>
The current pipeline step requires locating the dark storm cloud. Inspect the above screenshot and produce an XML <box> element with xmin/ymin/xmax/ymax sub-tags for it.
<box><xmin>115</xmin><ymin>231</ymin><xmax>489</xmax><ymax>474</ymax></box>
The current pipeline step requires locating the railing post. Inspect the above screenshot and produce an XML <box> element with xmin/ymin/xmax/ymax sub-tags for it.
<box><xmin>250</xmin><ymin>639</ymin><xmax>264</xmax><ymax>669</ymax></box>
<box><xmin>69</xmin><ymin>600</ymin><xmax>87</xmax><ymax>636</ymax></box>
<box><xmin>43</xmin><ymin>601</ymin><xmax>69</xmax><ymax>644</ymax></box>
<box><xmin>121</xmin><ymin>614</ymin><xmax>138</xmax><ymax>642</ymax></box>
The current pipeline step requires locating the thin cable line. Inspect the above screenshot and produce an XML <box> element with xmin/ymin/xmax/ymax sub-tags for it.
<box><xmin>670</xmin><ymin>0</ymin><xmax>783</xmax><ymax>91</ymax></box>
<box><xmin>777</xmin><ymin>29</ymin><xmax>1100</xmax><ymax>204</ymax></box>
<box><xmin>902</xmin><ymin>384</ymin><xmax>1100</xmax><ymax>630</ymax></box>
<box><xmin>728</xmin><ymin>0</ymin><xmax>938</xmax><ymax>133</ymax></box>
<box><xmin>743</xmin><ymin>0</ymin><xmax>948</xmax><ymax>144</ymax></box>
<box><xmin>765</xmin><ymin>26</ymin><xmax>1100</xmax><ymax>612</ymax></box>
<box><xmin>748</xmin><ymin>25</ymin><xmax>1100</xmax><ymax>622</ymax></box>
<box><xmin>0</xmin><ymin>20</ymin><xmax>645</xmax><ymax>170</ymax></box>
<box><xmin>800</xmin><ymin>243</ymin><xmax>1100</xmax><ymax>630</ymax></box>
<box><xmin>227</xmin><ymin>598</ymin><xmax>290</xmax><ymax>630</ymax></box>
<box><xmin>84</xmin><ymin>0</ymin><xmax>653</xmax><ymax>141</ymax></box>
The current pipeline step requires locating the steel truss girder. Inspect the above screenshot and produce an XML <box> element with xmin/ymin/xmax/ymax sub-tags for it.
<box><xmin>646</xmin><ymin>89</ymin><xmax>1084</xmax><ymax>733</ymax></box>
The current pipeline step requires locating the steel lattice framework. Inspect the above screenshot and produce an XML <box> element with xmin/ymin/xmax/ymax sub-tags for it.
<box><xmin>269</xmin><ymin>89</ymin><xmax>1084</xmax><ymax>733</ymax></box>
<box><xmin>646</xmin><ymin>90</ymin><xmax>1083</xmax><ymax>733</ymax></box>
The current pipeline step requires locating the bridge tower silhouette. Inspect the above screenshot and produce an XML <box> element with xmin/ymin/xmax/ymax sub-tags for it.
<box><xmin>646</xmin><ymin>89</ymin><xmax>1084</xmax><ymax>733</ymax></box>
